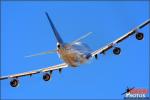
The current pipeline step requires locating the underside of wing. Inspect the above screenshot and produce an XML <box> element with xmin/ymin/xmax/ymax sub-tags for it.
<box><xmin>0</xmin><ymin>63</ymin><xmax>68</xmax><ymax>87</ymax></box>
<box><xmin>91</xmin><ymin>19</ymin><xmax>150</xmax><ymax>59</ymax></box>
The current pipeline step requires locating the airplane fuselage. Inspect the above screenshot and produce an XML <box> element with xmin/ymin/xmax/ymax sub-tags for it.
<box><xmin>57</xmin><ymin>42</ymin><xmax>92</xmax><ymax>67</ymax></box>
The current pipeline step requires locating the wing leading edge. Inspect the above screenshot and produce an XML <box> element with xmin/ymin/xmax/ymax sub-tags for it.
<box><xmin>91</xmin><ymin>19</ymin><xmax>150</xmax><ymax>57</ymax></box>
<box><xmin>0</xmin><ymin>63</ymin><xmax>68</xmax><ymax>80</ymax></box>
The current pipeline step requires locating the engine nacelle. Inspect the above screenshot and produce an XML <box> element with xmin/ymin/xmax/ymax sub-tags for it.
<box><xmin>136</xmin><ymin>32</ymin><xmax>144</xmax><ymax>40</ymax></box>
<box><xmin>10</xmin><ymin>79</ymin><xmax>19</xmax><ymax>87</ymax></box>
<box><xmin>43</xmin><ymin>73</ymin><xmax>51</xmax><ymax>81</ymax></box>
<box><xmin>113</xmin><ymin>47</ymin><xmax>121</xmax><ymax>55</ymax></box>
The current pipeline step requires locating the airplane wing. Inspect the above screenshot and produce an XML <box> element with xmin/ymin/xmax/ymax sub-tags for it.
<box><xmin>0</xmin><ymin>63</ymin><xmax>68</xmax><ymax>80</ymax></box>
<box><xmin>91</xmin><ymin>19</ymin><xmax>150</xmax><ymax>58</ymax></box>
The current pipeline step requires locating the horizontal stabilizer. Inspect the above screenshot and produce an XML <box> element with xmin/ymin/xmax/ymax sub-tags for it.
<box><xmin>25</xmin><ymin>50</ymin><xmax>57</xmax><ymax>58</ymax></box>
<box><xmin>71</xmin><ymin>32</ymin><xmax>93</xmax><ymax>44</ymax></box>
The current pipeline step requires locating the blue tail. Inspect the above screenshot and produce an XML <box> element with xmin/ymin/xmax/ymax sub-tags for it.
<box><xmin>45</xmin><ymin>12</ymin><xmax>64</xmax><ymax>44</ymax></box>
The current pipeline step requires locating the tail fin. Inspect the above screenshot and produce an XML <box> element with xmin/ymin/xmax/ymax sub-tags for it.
<box><xmin>45</xmin><ymin>12</ymin><xmax>64</xmax><ymax>44</ymax></box>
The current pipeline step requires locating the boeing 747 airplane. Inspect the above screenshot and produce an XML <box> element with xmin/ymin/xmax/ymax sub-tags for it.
<box><xmin>0</xmin><ymin>12</ymin><xmax>150</xmax><ymax>87</ymax></box>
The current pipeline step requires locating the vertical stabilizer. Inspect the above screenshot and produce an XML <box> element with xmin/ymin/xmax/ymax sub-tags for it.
<box><xmin>45</xmin><ymin>12</ymin><xmax>64</xmax><ymax>44</ymax></box>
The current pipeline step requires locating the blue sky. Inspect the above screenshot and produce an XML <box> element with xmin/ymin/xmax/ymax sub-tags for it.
<box><xmin>1</xmin><ymin>1</ymin><xmax>149</xmax><ymax>99</ymax></box>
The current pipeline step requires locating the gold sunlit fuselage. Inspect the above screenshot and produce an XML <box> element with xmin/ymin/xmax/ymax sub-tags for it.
<box><xmin>57</xmin><ymin>42</ymin><xmax>92</xmax><ymax>67</ymax></box>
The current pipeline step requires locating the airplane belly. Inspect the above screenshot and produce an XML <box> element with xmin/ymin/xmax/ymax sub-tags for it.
<box><xmin>61</xmin><ymin>52</ymin><xmax>88</xmax><ymax>67</ymax></box>
<box><xmin>61</xmin><ymin>53</ymin><xmax>78</xmax><ymax>67</ymax></box>
<box><xmin>58</xmin><ymin>46</ymin><xmax>89</xmax><ymax>67</ymax></box>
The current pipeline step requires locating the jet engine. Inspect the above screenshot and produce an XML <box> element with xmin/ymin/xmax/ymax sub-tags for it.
<box><xmin>10</xmin><ymin>79</ymin><xmax>19</xmax><ymax>87</ymax></box>
<box><xmin>113</xmin><ymin>47</ymin><xmax>121</xmax><ymax>55</ymax></box>
<box><xmin>136</xmin><ymin>32</ymin><xmax>144</xmax><ymax>40</ymax></box>
<box><xmin>43</xmin><ymin>73</ymin><xmax>51</xmax><ymax>81</ymax></box>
